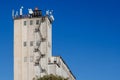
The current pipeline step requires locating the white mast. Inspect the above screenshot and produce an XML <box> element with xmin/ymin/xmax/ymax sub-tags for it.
<box><xmin>12</xmin><ymin>9</ymin><xmax>14</xmax><ymax>19</ymax></box>
<box><xmin>20</xmin><ymin>6</ymin><xmax>24</xmax><ymax>16</ymax></box>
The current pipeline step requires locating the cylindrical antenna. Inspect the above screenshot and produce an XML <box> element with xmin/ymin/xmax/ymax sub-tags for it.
<box><xmin>46</xmin><ymin>10</ymin><xmax>49</xmax><ymax>15</ymax></box>
<box><xmin>20</xmin><ymin>6</ymin><xmax>23</xmax><ymax>15</ymax></box>
<box><xmin>12</xmin><ymin>9</ymin><xmax>14</xmax><ymax>19</ymax></box>
<box><xmin>15</xmin><ymin>11</ymin><xmax>18</xmax><ymax>17</ymax></box>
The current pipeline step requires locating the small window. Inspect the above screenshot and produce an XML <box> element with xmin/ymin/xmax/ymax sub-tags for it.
<box><xmin>24</xmin><ymin>57</ymin><xmax>27</xmax><ymax>62</ymax></box>
<box><xmin>36</xmin><ymin>20</ymin><xmax>39</xmax><ymax>25</ymax></box>
<box><xmin>30</xmin><ymin>41</ymin><xmax>33</xmax><ymax>46</ymax></box>
<box><xmin>36</xmin><ymin>41</ymin><xmax>40</xmax><ymax>46</ymax></box>
<box><xmin>30</xmin><ymin>20</ymin><xmax>33</xmax><ymax>25</ymax></box>
<box><xmin>23</xmin><ymin>42</ymin><xmax>27</xmax><ymax>46</ymax></box>
<box><xmin>30</xmin><ymin>56</ymin><xmax>33</xmax><ymax>62</ymax></box>
<box><xmin>24</xmin><ymin>21</ymin><xmax>27</xmax><ymax>26</ymax></box>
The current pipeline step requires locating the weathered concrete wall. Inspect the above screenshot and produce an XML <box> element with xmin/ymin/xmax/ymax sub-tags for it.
<box><xmin>14</xmin><ymin>17</ymin><xmax>52</xmax><ymax>80</ymax></box>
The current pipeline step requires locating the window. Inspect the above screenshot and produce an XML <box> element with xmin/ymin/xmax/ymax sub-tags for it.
<box><xmin>30</xmin><ymin>56</ymin><xmax>33</xmax><ymax>62</ymax></box>
<box><xmin>24</xmin><ymin>21</ymin><xmax>26</xmax><ymax>26</ymax></box>
<box><xmin>36</xmin><ymin>41</ymin><xmax>40</xmax><ymax>46</ymax></box>
<box><xmin>24</xmin><ymin>57</ymin><xmax>27</xmax><ymax>62</ymax></box>
<box><xmin>23</xmin><ymin>42</ymin><xmax>27</xmax><ymax>46</ymax></box>
<box><xmin>36</xmin><ymin>20</ymin><xmax>39</xmax><ymax>25</ymax></box>
<box><xmin>30</xmin><ymin>41</ymin><xmax>33</xmax><ymax>46</ymax></box>
<box><xmin>30</xmin><ymin>20</ymin><xmax>33</xmax><ymax>25</ymax></box>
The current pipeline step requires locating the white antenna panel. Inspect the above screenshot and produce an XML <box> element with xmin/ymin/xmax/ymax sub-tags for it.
<box><xmin>46</xmin><ymin>10</ymin><xmax>49</xmax><ymax>15</ymax></box>
<box><xmin>15</xmin><ymin>11</ymin><xmax>18</xmax><ymax>16</ymax></box>
<box><xmin>50</xmin><ymin>15</ymin><xmax>55</xmax><ymax>21</ymax></box>
<box><xmin>49</xmin><ymin>10</ymin><xmax>55</xmax><ymax>22</ymax></box>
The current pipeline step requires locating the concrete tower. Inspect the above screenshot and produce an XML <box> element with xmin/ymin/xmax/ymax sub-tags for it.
<box><xmin>13</xmin><ymin>7</ymin><xmax>75</xmax><ymax>80</ymax></box>
<box><xmin>14</xmin><ymin>8</ymin><xmax>53</xmax><ymax>80</ymax></box>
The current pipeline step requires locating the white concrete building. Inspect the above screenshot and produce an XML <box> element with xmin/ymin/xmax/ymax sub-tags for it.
<box><xmin>13</xmin><ymin>7</ymin><xmax>75</xmax><ymax>80</ymax></box>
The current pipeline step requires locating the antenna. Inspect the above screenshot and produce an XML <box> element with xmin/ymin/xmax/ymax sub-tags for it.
<box><xmin>15</xmin><ymin>11</ymin><xmax>18</xmax><ymax>17</ymax></box>
<box><xmin>50</xmin><ymin>15</ymin><xmax>54</xmax><ymax>21</ymax></box>
<box><xmin>46</xmin><ymin>10</ymin><xmax>49</xmax><ymax>15</ymax></box>
<box><xmin>12</xmin><ymin>9</ymin><xmax>14</xmax><ymax>19</ymax></box>
<box><xmin>49</xmin><ymin>10</ymin><xmax>55</xmax><ymax>22</ymax></box>
<box><xmin>20</xmin><ymin>6</ymin><xmax>24</xmax><ymax>15</ymax></box>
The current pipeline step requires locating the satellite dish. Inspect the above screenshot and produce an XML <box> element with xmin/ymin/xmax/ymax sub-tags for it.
<box><xmin>28</xmin><ymin>9</ymin><xmax>33</xmax><ymax>14</ymax></box>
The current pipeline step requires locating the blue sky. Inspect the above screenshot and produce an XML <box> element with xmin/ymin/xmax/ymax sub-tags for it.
<box><xmin>0</xmin><ymin>0</ymin><xmax>120</xmax><ymax>80</ymax></box>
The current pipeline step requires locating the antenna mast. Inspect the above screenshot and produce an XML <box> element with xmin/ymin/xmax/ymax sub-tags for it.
<box><xmin>12</xmin><ymin>9</ymin><xmax>14</xmax><ymax>19</ymax></box>
<box><xmin>20</xmin><ymin>6</ymin><xmax>24</xmax><ymax>16</ymax></box>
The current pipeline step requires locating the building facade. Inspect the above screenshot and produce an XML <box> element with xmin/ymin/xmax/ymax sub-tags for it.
<box><xmin>13</xmin><ymin>7</ymin><xmax>75</xmax><ymax>80</ymax></box>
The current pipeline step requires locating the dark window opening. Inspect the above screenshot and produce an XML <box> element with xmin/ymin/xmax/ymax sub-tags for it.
<box><xmin>30</xmin><ymin>20</ymin><xmax>33</xmax><ymax>25</ymax></box>
<box><xmin>24</xmin><ymin>42</ymin><xmax>27</xmax><ymax>46</ymax></box>
<box><xmin>36</xmin><ymin>20</ymin><xmax>39</xmax><ymax>25</ymax></box>
<box><xmin>24</xmin><ymin>21</ymin><xmax>26</xmax><ymax>26</ymax></box>
<box><xmin>30</xmin><ymin>41</ymin><xmax>33</xmax><ymax>46</ymax></box>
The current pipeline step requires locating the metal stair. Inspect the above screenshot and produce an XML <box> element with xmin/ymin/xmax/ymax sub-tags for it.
<box><xmin>34</xmin><ymin>18</ymin><xmax>47</xmax><ymax>77</ymax></box>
